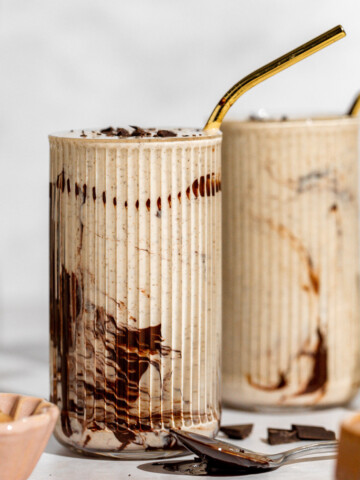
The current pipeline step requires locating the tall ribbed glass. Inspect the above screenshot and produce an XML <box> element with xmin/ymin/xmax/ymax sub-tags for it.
<box><xmin>222</xmin><ymin>117</ymin><xmax>360</xmax><ymax>409</ymax></box>
<box><xmin>49</xmin><ymin>129</ymin><xmax>222</xmax><ymax>457</ymax></box>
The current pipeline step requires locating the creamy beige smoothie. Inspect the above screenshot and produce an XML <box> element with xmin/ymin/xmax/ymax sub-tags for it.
<box><xmin>49</xmin><ymin>127</ymin><xmax>222</xmax><ymax>457</ymax></box>
<box><xmin>222</xmin><ymin>117</ymin><xmax>360</xmax><ymax>409</ymax></box>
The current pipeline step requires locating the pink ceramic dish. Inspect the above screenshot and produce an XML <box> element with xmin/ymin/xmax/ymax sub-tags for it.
<box><xmin>0</xmin><ymin>393</ymin><xmax>59</xmax><ymax>480</ymax></box>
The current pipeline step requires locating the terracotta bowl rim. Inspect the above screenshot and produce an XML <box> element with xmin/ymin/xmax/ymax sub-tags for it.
<box><xmin>0</xmin><ymin>393</ymin><xmax>59</xmax><ymax>434</ymax></box>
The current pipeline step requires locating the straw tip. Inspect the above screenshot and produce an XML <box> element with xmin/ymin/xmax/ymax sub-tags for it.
<box><xmin>336</xmin><ymin>24</ymin><xmax>346</xmax><ymax>36</ymax></box>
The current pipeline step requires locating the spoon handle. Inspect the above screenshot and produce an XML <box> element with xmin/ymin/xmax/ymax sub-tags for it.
<box><xmin>276</xmin><ymin>440</ymin><xmax>338</xmax><ymax>465</ymax></box>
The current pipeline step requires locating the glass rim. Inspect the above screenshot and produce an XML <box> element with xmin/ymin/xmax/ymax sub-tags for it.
<box><xmin>49</xmin><ymin>128</ymin><xmax>222</xmax><ymax>144</ymax></box>
<box><xmin>222</xmin><ymin>115</ymin><xmax>360</xmax><ymax>130</ymax></box>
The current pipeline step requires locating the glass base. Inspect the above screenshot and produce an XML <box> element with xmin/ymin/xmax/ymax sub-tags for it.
<box><xmin>222</xmin><ymin>380</ymin><xmax>359</xmax><ymax>413</ymax></box>
<box><xmin>74</xmin><ymin>446</ymin><xmax>187</xmax><ymax>460</ymax></box>
<box><xmin>54</xmin><ymin>431</ymin><xmax>188</xmax><ymax>460</ymax></box>
<box><xmin>223</xmin><ymin>398</ymin><xmax>353</xmax><ymax>413</ymax></box>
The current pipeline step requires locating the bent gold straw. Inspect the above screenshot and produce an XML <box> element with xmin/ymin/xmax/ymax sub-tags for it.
<box><xmin>204</xmin><ymin>25</ymin><xmax>346</xmax><ymax>131</ymax></box>
<box><xmin>348</xmin><ymin>93</ymin><xmax>360</xmax><ymax>116</ymax></box>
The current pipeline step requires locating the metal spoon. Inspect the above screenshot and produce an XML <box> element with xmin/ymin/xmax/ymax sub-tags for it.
<box><xmin>171</xmin><ymin>429</ymin><xmax>337</xmax><ymax>472</ymax></box>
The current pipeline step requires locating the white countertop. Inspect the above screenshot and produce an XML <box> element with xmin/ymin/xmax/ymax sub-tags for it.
<box><xmin>1</xmin><ymin>305</ymin><xmax>358</xmax><ymax>479</ymax></box>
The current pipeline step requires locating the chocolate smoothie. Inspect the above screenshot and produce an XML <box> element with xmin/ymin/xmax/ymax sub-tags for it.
<box><xmin>222</xmin><ymin>117</ymin><xmax>360</xmax><ymax>409</ymax></box>
<box><xmin>49</xmin><ymin>127</ymin><xmax>222</xmax><ymax>457</ymax></box>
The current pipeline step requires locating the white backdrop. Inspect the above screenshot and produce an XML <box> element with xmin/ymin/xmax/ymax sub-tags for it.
<box><xmin>0</xmin><ymin>0</ymin><xmax>359</xmax><ymax>315</ymax></box>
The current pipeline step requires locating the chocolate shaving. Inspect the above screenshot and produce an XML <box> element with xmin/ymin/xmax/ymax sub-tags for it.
<box><xmin>116</xmin><ymin>128</ymin><xmax>130</xmax><ymax>137</ymax></box>
<box><xmin>100</xmin><ymin>127</ymin><xmax>114</xmax><ymax>134</ymax></box>
<box><xmin>156</xmin><ymin>130</ymin><xmax>177</xmax><ymax>138</ymax></box>
<box><xmin>75</xmin><ymin>127</ymin><xmax>208</xmax><ymax>139</ymax></box>
<box><xmin>129</xmin><ymin>126</ymin><xmax>151</xmax><ymax>137</ymax></box>
<box><xmin>220</xmin><ymin>424</ymin><xmax>253</xmax><ymax>440</ymax></box>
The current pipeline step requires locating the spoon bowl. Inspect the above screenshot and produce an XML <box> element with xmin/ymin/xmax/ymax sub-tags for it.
<box><xmin>171</xmin><ymin>429</ymin><xmax>337</xmax><ymax>473</ymax></box>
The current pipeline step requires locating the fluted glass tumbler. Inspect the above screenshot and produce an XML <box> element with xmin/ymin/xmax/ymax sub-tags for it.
<box><xmin>222</xmin><ymin>117</ymin><xmax>360</xmax><ymax>410</ymax></box>
<box><xmin>49</xmin><ymin>128</ymin><xmax>222</xmax><ymax>458</ymax></box>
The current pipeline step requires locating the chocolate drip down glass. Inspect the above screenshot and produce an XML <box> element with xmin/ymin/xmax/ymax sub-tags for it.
<box><xmin>49</xmin><ymin>129</ymin><xmax>222</xmax><ymax>457</ymax></box>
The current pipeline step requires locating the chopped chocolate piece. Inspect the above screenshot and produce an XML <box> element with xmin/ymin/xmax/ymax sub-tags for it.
<box><xmin>100</xmin><ymin>126</ymin><xmax>114</xmax><ymax>134</ymax></box>
<box><xmin>156</xmin><ymin>130</ymin><xmax>177</xmax><ymax>138</ymax></box>
<box><xmin>220</xmin><ymin>424</ymin><xmax>253</xmax><ymax>440</ymax></box>
<box><xmin>292</xmin><ymin>424</ymin><xmax>336</xmax><ymax>441</ymax></box>
<box><xmin>116</xmin><ymin>128</ymin><xmax>130</xmax><ymax>137</ymax></box>
<box><xmin>129</xmin><ymin>126</ymin><xmax>151</xmax><ymax>137</ymax></box>
<box><xmin>80</xmin><ymin>130</ymin><xmax>87</xmax><ymax>137</ymax></box>
<box><xmin>267</xmin><ymin>428</ymin><xmax>298</xmax><ymax>445</ymax></box>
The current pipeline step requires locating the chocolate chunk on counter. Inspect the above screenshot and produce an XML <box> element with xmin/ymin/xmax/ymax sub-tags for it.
<box><xmin>267</xmin><ymin>424</ymin><xmax>336</xmax><ymax>445</ymax></box>
<box><xmin>292</xmin><ymin>424</ymin><xmax>336</xmax><ymax>441</ymax></box>
<box><xmin>267</xmin><ymin>428</ymin><xmax>298</xmax><ymax>445</ymax></box>
<box><xmin>220</xmin><ymin>424</ymin><xmax>253</xmax><ymax>440</ymax></box>
<box><xmin>156</xmin><ymin>130</ymin><xmax>177</xmax><ymax>138</ymax></box>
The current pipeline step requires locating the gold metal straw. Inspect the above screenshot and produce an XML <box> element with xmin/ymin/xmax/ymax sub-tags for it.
<box><xmin>348</xmin><ymin>93</ymin><xmax>360</xmax><ymax>116</ymax></box>
<box><xmin>204</xmin><ymin>25</ymin><xmax>346</xmax><ymax>131</ymax></box>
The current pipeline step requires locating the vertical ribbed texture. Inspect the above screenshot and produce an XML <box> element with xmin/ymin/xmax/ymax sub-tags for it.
<box><xmin>49</xmin><ymin>135</ymin><xmax>221</xmax><ymax>452</ymax></box>
<box><xmin>222</xmin><ymin>120</ymin><xmax>360</xmax><ymax>408</ymax></box>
